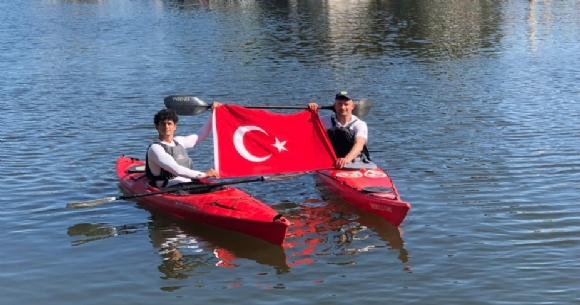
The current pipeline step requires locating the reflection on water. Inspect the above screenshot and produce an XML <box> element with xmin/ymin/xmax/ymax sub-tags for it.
<box><xmin>49</xmin><ymin>0</ymin><xmax>105</xmax><ymax>3</ymax></box>
<box><xmin>67</xmin><ymin>193</ymin><xmax>409</xmax><ymax>285</ymax></box>
<box><xmin>70</xmin><ymin>0</ymin><xmax>508</xmax><ymax>64</ymax></box>
<box><xmin>67</xmin><ymin>222</ymin><xmax>145</xmax><ymax>246</ymax></box>
<box><xmin>143</xmin><ymin>205</ymin><xmax>291</xmax><ymax>277</ymax></box>
<box><xmin>286</xmin><ymin>187</ymin><xmax>409</xmax><ymax>268</ymax></box>
<box><xmin>67</xmin><ymin>204</ymin><xmax>291</xmax><ymax>279</ymax></box>
<box><xmin>2</xmin><ymin>0</ymin><xmax>577</xmax><ymax>302</ymax></box>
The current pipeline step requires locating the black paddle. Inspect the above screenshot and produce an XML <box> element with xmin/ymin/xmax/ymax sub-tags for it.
<box><xmin>66</xmin><ymin>173</ymin><xmax>305</xmax><ymax>209</ymax></box>
<box><xmin>163</xmin><ymin>95</ymin><xmax>373</xmax><ymax>118</ymax></box>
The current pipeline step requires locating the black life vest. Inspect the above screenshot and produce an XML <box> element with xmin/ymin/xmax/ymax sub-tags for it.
<box><xmin>145</xmin><ymin>140</ymin><xmax>193</xmax><ymax>187</ymax></box>
<box><xmin>327</xmin><ymin>117</ymin><xmax>371</xmax><ymax>161</ymax></box>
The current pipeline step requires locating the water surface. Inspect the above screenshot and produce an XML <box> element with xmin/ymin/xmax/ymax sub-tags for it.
<box><xmin>1</xmin><ymin>0</ymin><xmax>579</xmax><ymax>304</ymax></box>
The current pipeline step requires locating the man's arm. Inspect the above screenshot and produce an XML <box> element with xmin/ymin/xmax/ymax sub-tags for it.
<box><xmin>344</xmin><ymin>137</ymin><xmax>366</xmax><ymax>162</ymax></box>
<box><xmin>148</xmin><ymin>144</ymin><xmax>207</xmax><ymax>178</ymax></box>
<box><xmin>336</xmin><ymin>121</ymin><xmax>368</xmax><ymax>168</ymax></box>
<box><xmin>177</xmin><ymin>116</ymin><xmax>211</xmax><ymax>149</ymax></box>
<box><xmin>179</xmin><ymin>102</ymin><xmax>221</xmax><ymax>149</ymax></box>
<box><xmin>336</xmin><ymin>137</ymin><xmax>366</xmax><ymax>168</ymax></box>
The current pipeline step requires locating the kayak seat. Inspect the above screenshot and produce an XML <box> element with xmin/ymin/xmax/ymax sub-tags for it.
<box><xmin>128</xmin><ymin>165</ymin><xmax>225</xmax><ymax>194</ymax></box>
<box><xmin>127</xmin><ymin>164</ymin><xmax>146</xmax><ymax>173</ymax></box>
<box><xmin>182</xmin><ymin>185</ymin><xmax>226</xmax><ymax>195</ymax></box>
<box><xmin>361</xmin><ymin>186</ymin><xmax>397</xmax><ymax>200</ymax></box>
<box><xmin>343</xmin><ymin>159</ymin><xmax>377</xmax><ymax>170</ymax></box>
<box><xmin>162</xmin><ymin>180</ymin><xmax>226</xmax><ymax>195</ymax></box>
<box><xmin>362</xmin><ymin>186</ymin><xmax>394</xmax><ymax>193</ymax></box>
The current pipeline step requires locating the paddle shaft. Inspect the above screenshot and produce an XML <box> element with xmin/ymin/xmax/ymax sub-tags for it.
<box><xmin>163</xmin><ymin>95</ymin><xmax>378</xmax><ymax>117</ymax></box>
<box><xmin>244</xmin><ymin>105</ymin><xmax>334</xmax><ymax>110</ymax></box>
<box><xmin>164</xmin><ymin>95</ymin><xmax>332</xmax><ymax>111</ymax></box>
<box><xmin>66</xmin><ymin>173</ymin><xmax>306</xmax><ymax>209</ymax></box>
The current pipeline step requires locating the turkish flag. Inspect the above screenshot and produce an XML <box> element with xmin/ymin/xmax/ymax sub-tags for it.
<box><xmin>213</xmin><ymin>105</ymin><xmax>336</xmax><ymax>178</ymax></box>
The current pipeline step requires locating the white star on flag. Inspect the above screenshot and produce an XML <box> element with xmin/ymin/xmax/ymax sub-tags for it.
<box><xmin>272</xmin><ymin>138</ymin><xmax>288</xmax><ymax>152</ymax></box>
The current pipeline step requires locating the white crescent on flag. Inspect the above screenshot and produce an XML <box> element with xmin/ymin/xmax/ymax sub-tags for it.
<box><xmin>233</xmin><ymin>126</ymin><xmax>272</xmax><ymax>162</ymax></box>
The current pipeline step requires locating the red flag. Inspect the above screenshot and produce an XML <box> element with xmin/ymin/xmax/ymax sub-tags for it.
<box><xmin>212</xmin><ymin>105</ymin><xmax>336</xmax><ymax>178</ymax></box>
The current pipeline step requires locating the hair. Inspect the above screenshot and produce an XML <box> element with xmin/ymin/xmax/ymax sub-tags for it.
<box><xmin>154</xmin><ymin>109</ymin><xmax>179</xmax><ymax>125</ymax></box>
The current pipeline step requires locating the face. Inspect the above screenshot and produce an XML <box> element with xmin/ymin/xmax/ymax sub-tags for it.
<box><xmin>156</xmin><ymin>119</ymin><xmax>177</xmax><ymax>138</ymax></box>
<box><xmin>334</xmin><ymin>98</ymin><xmax>355</xmax><ymax>116</ymax></box>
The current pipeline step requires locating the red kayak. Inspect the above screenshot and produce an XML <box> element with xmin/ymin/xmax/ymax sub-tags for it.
<box><xmin>116</xmin><ymin>156</ymin><xmax>290</xmax><ymax>245</ymax></box>
<box><xmin>314</xmin><ymin>167</ymin><xmax>411</xmax><ymax>227</ymax></box>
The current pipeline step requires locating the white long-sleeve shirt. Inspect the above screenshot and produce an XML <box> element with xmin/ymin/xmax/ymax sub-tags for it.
<box><xmin>146</xmin><ymin>116</ymin><xmax>212</xmax><ymax>187</ymax></box>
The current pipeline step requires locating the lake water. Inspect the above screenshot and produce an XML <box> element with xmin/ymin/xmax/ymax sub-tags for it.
<box><xmin>1</xmin><ymin>0</ymin><xmax>579</xmax><ymax>304</ymax></box>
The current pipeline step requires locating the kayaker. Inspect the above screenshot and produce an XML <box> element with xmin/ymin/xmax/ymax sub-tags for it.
<box><xmin>307</xmin><ymin>91</ymin><xmax>372</xmax><ymax>169</ymax></box>
<box><xmin>145</xmin><ymin>103</ymin><xmax>222</xmax><ymax>189</ymax></box>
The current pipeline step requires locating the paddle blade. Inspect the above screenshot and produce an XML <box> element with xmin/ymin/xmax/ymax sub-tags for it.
<box><xmin>164</xmin><ymin>95</ymin><xmax>210</xmax><ymax>115</ymax></box>
<box><xmin>66</xmin><ymin>197</ymin><xmax>117</xmax><ymax>209</ymax></box>
<box><xmin>353</xmin><ymin>99</ymin><xmax>372</xmax><ymax>118</ymax></box>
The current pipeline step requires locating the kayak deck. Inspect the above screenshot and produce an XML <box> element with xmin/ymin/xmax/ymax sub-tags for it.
<box><xmin>116</xmin><ymin>156</ymin><xmax>289</xmax><ymax>245</ymax></box>
<box><xmin>314</xmin><ymin>167</ymin><xmax>411</xmax><ymax>227</ymax></box>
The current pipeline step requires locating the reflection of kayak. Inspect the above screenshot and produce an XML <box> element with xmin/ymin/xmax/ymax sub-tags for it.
<box><xmin>314</xmin><ymin>167</ymin><xmax>411</xmax><ymax>227</ymax></box>
<box><xmin>284</xmin><ymin>195</ymin><xmax>409</xmax><ymax>266</ymax></box>
<box><xmin>116</xmin><ymin>156</ymin><xmax>290</xmax><ymax>245</ymax></box>
<box><xmin>140</xmin><ymin>204</ymin><xmax>291</xmax><ymax>274</ymax></box>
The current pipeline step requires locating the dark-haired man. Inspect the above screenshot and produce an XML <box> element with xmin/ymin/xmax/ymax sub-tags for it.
<box><xmin>145</xmin><ymin>102</ymin><xmax>221</xmax><ymax>188</ymax></box>
<box><xmin>308</xmin><ymin>91</ymin><xmax>372</xmax><ymax>169</ymax></box>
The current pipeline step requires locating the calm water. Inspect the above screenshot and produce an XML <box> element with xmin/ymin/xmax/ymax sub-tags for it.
<box><xmin>1</xmin><ymin>0</ymin><xmax>579</xmax><ymax>304</ymax></box>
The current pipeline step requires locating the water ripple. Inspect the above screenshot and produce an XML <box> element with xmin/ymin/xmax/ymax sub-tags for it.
<box><xmin>2</xmin><ymin>1</ymin><xmax>580</xmax><ymax>304</ymax></box>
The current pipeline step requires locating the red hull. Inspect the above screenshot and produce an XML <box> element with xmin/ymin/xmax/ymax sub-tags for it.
<box><xmin>116</xmin><ymin>156</ymin><xmax>289</xmax><ymax>245</ymax></box>
<box><xmin>314</xmin><ymin>167</ymin><xmax>411</xmax><ymax>227</ymax></box>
